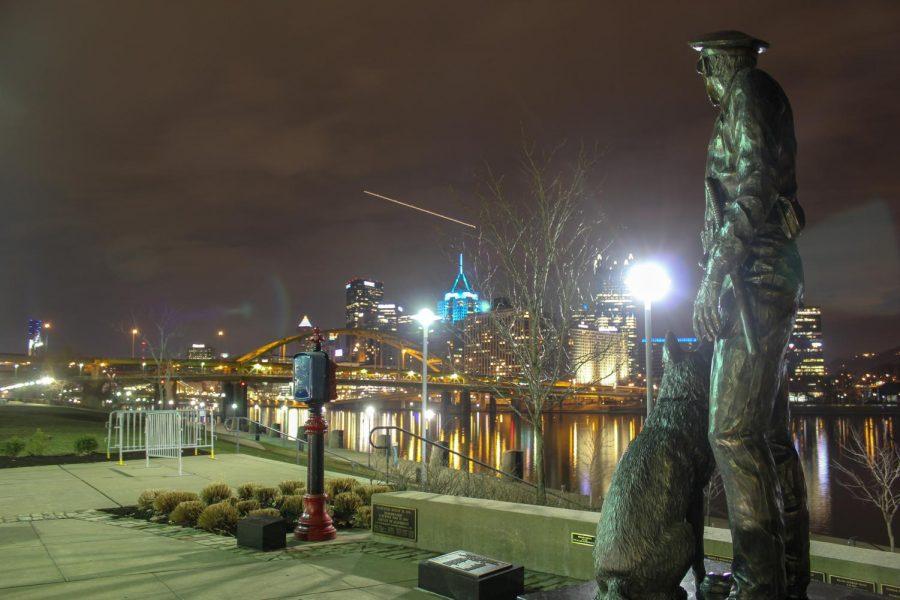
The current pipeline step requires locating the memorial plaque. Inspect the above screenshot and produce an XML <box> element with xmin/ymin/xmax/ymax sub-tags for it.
<box><xmin>810</xmin><ymin>570</ymin><xmax>826</xmax><ymax>582</ymax></box>
<box><xmin>570</xmin><ymin>532</ymin><xmax>595</xmax><ymax>547</ymax></box>
<box><xmin>882</xmin><ymin>583</ymin><xmax>900</xmax><ymax>598</ymax></box>
<box><xmin>372</xmin><ymin>503</ymin><xmax>417</xmax><ymax>540</ymax></box>
<box><xmin>419</xmin><ymin>550</ymin><xmax>524</xmax><ymax>599</ymax></box>
<box><xmin>829</xmin><ymin>575</ymin><xmax>876</xmax><ymax>593</ymax></box>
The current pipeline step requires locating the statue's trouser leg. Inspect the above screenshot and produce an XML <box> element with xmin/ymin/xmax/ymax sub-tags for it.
<box><xmin>709</xmin><ymin>306</ymin><xmax>794</xmax><ymax>599</ymax></box>
<box><xmin>769</xmin><ymin>376</ymin><xmax>811</xmax><ymax>596</ymax></box>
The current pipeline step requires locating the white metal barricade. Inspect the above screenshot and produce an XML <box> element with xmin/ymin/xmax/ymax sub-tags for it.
<box><xmin>107</xmin><ymin>409</ymin><xmax>215</xmax><ymax>474</ymax></box>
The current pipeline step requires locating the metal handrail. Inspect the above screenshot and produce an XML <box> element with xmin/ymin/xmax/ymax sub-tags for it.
<box><xmin>223</xmin><ymin>416</ymin><xmax>381</xmax><ymax>478</ymax></box>
<box><xmin>368</xmin><ymin>425</ymin><xmax>588</xmax><ymax>509</ymax></box>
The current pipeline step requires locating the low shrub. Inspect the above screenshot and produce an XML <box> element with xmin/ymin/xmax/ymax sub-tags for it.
<box><xmin>153</xmin><ymin>491</ymin><xmax>200</xmax><ymax>517</ymax></box>
<box><xmin>355</xmin><ymin>484</ymin><xmax>392</xmax><ymax>505</ymax></box>
<box><xmin>236</xmin><ymin>499</ymin><xmax>261</xmax><ymax>516</ymax></box>
<box><xmin>1</xmin><ymin>437</ymin><xmax>26</xmax><ymax>457</ymax></box>
<box><xmin>278</xmin><ymin>480</ymin><xmax>305</xmax><ymax>496</ymax></box>
<box><xmin>325</xmin><ymin>477</ymin><xmax>358</xmax><ymax>499</ymax></box>
<box><xmin>253</xmin><ymin>486</ymin><xmax>279</xmax><ymax>508</ymax></box>
<box><xmin>354</xmin><ymin>505</ymin><xmax>372</xmax><ymax>529</ymax></box>
<box><xmin>236</xmin><ymin>482</ymin><xmax>260</xmax><ymax>500</ymax></box>
<box><xmin>24</xmin><ymin>429</ymin><xmax>51</xmax><ymax>456</ymax></box>
<box><xmin>248</xmin><ymin>508</ymin><xmax>281</xmax><ymax>519</ymax></box>
<box><xmin>331</xmin><ymin>491</ymin><xmax>363</xmax><ymax>527</ymax></box>
<box><xmin>137</xmin><ymin>489</ymin><xmax>167</xmax><ymax>513</ymax></box>
<box><xmin>197</xmin><ymin>501</ymin><xmax>240</xmax><ymax>535</ymax></box>
<box><xmin>73</xmin><ymin>436</ymin><xmax>98</xmax><ymax>456</ymax></box>
<box><xmin>279</xmin><ymin>494</ymin><xmax>305</xmax><ymax>525</ymax></box>
<box><xmin>200</xmin><ymin>482</ymin><xmax>232</xmax><ymax>505</ymax></box>
<box><xmin>169</xmin><ymin>500</ymin><xmax>204</xmax><ymax>526</ymax></box>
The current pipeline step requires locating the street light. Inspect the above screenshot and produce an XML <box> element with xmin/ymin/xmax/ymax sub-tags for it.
<box><xmin>412</xmin><ymin>308</ymin><xmax>440</xmax><ymax>470</ymax></box>
<box><xmin>625</xmin><ymin>262</ymin><xmax>671</xmax><ymax>416</ymax></box>
<box><xmin>129</xmin><ymin>328</ymin><xmax>139</xmax><ymax>358</ymax></box>
<box><xmin>43</xmin><ymin>322</ymin><xmax>52</xmax><ymax>352</ymax></box>
<box><xmin>13</xmin><ymin>363</ymin><xmax>19</xmax><ymax>378</ymax></box>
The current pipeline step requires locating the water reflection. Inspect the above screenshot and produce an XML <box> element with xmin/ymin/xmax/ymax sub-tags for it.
<box><xmin>268</xmin><ymin>407</ymin><xmax>895</xmax><ymax>545</ymax></box>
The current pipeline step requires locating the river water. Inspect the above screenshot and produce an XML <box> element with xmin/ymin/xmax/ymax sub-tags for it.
<box><xmin>321</xmin><ymin>408</ymin><xmax>895</xmax><ymax>547</ymax></box>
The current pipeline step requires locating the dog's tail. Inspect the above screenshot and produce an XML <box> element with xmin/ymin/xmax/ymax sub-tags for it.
<box><xmin>596</xmin><ymin>579</ymin><xmax>628</xmax><ymax>600</ymax></box>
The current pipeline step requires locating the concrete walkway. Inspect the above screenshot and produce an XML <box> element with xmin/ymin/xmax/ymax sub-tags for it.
<box><xmin>0</xmin><ymin>454</ymin><xmax>374</xmax><ymax>518</ymax></box>
<box><xmin>0</xmin><ymin>513</ymin><xmax>430</xmax><ymax>599</ymax></box>
<box><xmin>0</xmin><ymin>455</ymin><xmax>577</xmax><ymax>598</ymax></box>
<box><xmin>0</xmin><ymin>456</ymin><xmax>427</xmax><ymax>599</ymax></box>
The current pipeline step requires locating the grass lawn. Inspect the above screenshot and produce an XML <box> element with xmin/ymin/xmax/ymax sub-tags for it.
<box><xmin>0</xmin><ymin>402</ymin><xmax>108</xmax><ymax>455</ymax></box>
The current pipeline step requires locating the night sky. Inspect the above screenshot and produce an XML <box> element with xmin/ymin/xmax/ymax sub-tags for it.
<box><xmin>1</xmin><ymin>1</ymin><xmax>897</xmax><ymax>362</ymax></box>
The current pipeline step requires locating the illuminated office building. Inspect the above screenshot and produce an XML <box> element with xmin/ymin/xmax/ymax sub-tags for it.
<box><xmin>570</xmin><ymin>325</ymin><xmax>629</xmax><ymax>385</ymax></box>
<box><xmin>375</xmin><ymin>303</ymin><xmax>404</xmax><ymax>333</ymax></box>
<box><xmin>344</xmin><ymin>278</ymin><xmax>384</xmax><ymax>363</ymax></box>
<box><xmin>26</xmin><ymin>319</ymin><xmax>44</xmax><ymax>356</ymax></box>
<box><xmin>595</xmin><ymin>252</ymin><xmax>639</xmax><ymax>380</ymax></box>
<box><xmin>345</xmin><ymin>278</ymin><xmax>384</xmax><ymax>329</ymax></box>
<box><xmin>437</xmin><ymin>254</ymin><xmax>489</xmax><ymax>323</ymax></box>
<box><xmin>462</xmin><ymin>309</ymin><xmax>529</xmax><ymax>378</ymax></box>
<box><xmin>788</xmin><ymin>305</ymin><xmax>825</xmax><ymax>400</ymax></box>
<box><xmin>187</xmin><ymin>344</ymin><xmax>215</xmax><ymax>360</ymax></box>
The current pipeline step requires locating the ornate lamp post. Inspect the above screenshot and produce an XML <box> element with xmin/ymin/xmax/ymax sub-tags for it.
<box><xmin>625</xmin><ymin>262</ymin><xmax>671</xmax><ymax>415</ymax></box>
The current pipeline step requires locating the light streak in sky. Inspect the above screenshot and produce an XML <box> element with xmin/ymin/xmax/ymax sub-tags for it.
<box><xmin>363</xmin><ymin>190</ymin><xmax>476</xmax><ymax>229</ymax></box>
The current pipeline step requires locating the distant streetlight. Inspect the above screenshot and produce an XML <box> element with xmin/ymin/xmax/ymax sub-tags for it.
<box><xmin>131</xmin><ymin>328</ymin><xmax>139</xmax><ymax>358</ymax></box>
<box><xmin>625</xmin><ymin>262</ymin><xmax>671</xmax><ymax>415</ymax></box>
<box><xmin>78</xmin><ymin>362</ymin><xmax>84</xmax><ymax>376</ymax></box>
<box><xmin>43</xmin><ymin>322</ymin><xmax>52</xmax><ymax>352</ymax></box>
<box><xmin>13</xmin><ymin>363</ymin><xmax>19</xmax><ymax>378</ymax></box>
<box><xmin>412</xmin><ymin>308</ymin><xmax>440</xmax><ymax>472</ymax></box>
<box><xmin>217</xmin><ymin>330</ymin><xmax>225</xmax><ymax>337</ymax></box>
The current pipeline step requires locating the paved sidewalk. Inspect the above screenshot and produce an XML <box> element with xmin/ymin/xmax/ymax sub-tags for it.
<box><xmin>0</xmin><ymin>455</ymin><xmax>578</xmax><ymax>598</ymax></box>
<box><xmin>0</xmin><ymin>512</ymin><xmax>430</xmax><ymax>599</ymax></box>
<box><xmin>0</xmin><ymin>454</ymin><xmax>372</xmax><ymax>518</ymax></box>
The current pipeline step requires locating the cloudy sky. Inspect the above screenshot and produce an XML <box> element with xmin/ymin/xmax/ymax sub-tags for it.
<box><xmin>0</xmin><ymin>1</ymin><xmax>897</xmax><ymax>362</ymax></box>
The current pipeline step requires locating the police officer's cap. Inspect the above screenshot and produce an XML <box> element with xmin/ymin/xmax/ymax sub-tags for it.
<box><xmin>689</xmin><ymin>31</ymin><xmax>769</xmax><ymax>54</ymax></box>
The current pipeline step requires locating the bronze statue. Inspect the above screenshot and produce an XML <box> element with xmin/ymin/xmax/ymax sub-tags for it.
<box><xmin>593</xmin><ymin>332</ymin><xmax>714</xmax><ymax>599</ymax></box>
<box><xmin>690</xmin><ymin>31</ymin><xmax>810</xmax><ymax>599</ymax></box>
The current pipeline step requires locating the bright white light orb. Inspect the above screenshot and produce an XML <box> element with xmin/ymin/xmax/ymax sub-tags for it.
<box><xmin>365</xmin><ymin>405</ymin><xmax>376</xmax><ymax>418</ymax></box>
<box><xmin>625</xmin><ymin>262</ymin><xmax>671</xmax><ymax>304</ymax></box>
<box><xmin>412</xmin><ymin>308</ymin><xmax>440</xmax><ymax>327</ymax></box>
<box><xmin>424</xmin><ymin>408</ymin><xmax>436</xmax><ymax>421</ymax></box>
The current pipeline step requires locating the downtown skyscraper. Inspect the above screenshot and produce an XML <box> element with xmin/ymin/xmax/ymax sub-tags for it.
<box><xmin>594</xmin><ymin>252</ymin><xmax>639</xmax><ymax>382</ymax></box>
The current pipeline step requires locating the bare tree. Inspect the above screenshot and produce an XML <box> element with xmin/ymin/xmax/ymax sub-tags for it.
<box><xmin>833</xmin><ymin>427</ymin><xmax>900</xmax><ymax>551</ymax></box>
<box><xmin>469</xmin><ymin>142</ymin><xmax>609</xmax><ymax>498</ymax></box>
<box><xmin>137</xmin><ymin>308</ymin><xmax>184</xmax><ymax>407</ymax></box>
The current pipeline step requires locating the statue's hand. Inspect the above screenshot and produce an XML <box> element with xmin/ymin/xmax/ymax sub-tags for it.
<box><xmin>692</xmin><ymin>275</ymin><xmax>722</xmax><ymax>342</ymax></box>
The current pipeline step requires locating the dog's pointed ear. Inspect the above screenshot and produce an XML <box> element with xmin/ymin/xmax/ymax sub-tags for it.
<box><xmin>663</xmin><ymin>331</ymin><xmax>683</xmax><ymax>363</ymax></box>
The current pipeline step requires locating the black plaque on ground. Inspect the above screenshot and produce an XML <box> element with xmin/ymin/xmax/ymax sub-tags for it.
<box><xmin>811</xmin><ymin>571</ymin><xmax>827</xmax><ymax>582</ymax></box>
<box><xmin>236</xmin><ymin>515</ymin><xmax>286</xmax><ymax>551</ymax></box>
<box><xmin>419</xmin><ymin>550</ymin><xmax>524</xmax><ymax>599</ymax></box>
<box><xmin>882</xmin><ymin>583</ymin><xmax>900</xmax><ymax>599</ymax></box>
<box><xmin>372</xmin><ymin>503</ymin><xmax>417</xmax><ymax>540</ymax></box>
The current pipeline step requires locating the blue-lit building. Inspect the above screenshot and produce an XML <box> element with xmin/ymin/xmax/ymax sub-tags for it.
<box><xmin>27</xmin><ymin>319</ymin><xmax>43</xmax><ymax>356</ymax></box>
<box><xmin>437</xmin><ymin>254</ymin><xmax>489</xmax><ymax>323</ymax></box>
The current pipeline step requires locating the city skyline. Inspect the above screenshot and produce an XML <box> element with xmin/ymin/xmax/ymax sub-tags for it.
<box><xmin>0</xmin><ymin>2</ymin><xmax>896</xmax><ymax>361</ymax></box>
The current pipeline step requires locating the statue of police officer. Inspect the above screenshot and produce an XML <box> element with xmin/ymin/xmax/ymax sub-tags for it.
<box><xmin>690</xmin><ymin>31</ymin><xmax>810</xmax><ymax>599</ymax></box>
